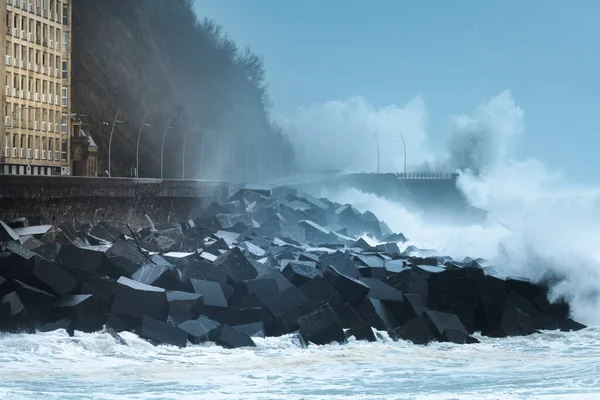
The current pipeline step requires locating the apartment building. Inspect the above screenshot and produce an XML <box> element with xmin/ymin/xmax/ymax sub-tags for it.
<box><xmin>0</xmin><ymin>0</ymin><xmax>71</xmax><ymax>176</ymax></box>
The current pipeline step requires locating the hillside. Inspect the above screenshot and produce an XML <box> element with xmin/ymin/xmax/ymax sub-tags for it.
<box><xmin>72</xmin><ymin>0</ymin><xmax>292</xmax><ymax>180</ymax></box>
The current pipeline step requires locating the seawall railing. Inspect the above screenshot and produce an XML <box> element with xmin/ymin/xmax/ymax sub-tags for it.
<box><xmin>395</xmin><ymin>172</ymin><xmax>458</xmax><ymax>180</ymax></box>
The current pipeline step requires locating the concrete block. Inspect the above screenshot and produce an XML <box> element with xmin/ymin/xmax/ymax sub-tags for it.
<box><xmin>346</xmin><ymin>324</ymin><xmax>377</xmax><ymax>342</ymax></box>
<box><xmin>32</xmin><ymin>259</ymin><xmax>77</xmax><ymax>296</ymax></box>
<box><xmin>137</xmin><ymin>315</ymin><xmax>187</xmax><ymax>347</ymax></box>
<box><xmin>178</xmin><ymin>316</ymin><xmax>221</xmax><ymax>343</ymax></box>
<box><xmin>282</xmin><ymin>262</ymin><xmax>323</xmax><ymax>287</ymax></box>
<box><xmin>324</xmin><ymin>265</ymin><xmax>370</xmax><ymax>305</ymax></box>
<box><xmin>0</xmin><ymin>291</ymin><xmax>35</xmax><ymax>333</ymax></box>
<box><xmin>111</xmin><ymin>277</ymin><xmax>168</xmax><ymax>322</ymax></box>
<box><xmin>52</xmin><ymin>294</ymin><xmax>104</xmax><ymax>333</ymax></box>
<box><xmin>264</xmin><ymin>286</ymin><xmax>312</xmax><ymax>335</ymax></box>
<box><xmin>424</xmin><ymin>310</ymin><xmax>468</xmax><ymax>339</ymax></box>
<box><xmin>216</xmin><ymin>324</ymin><xmax>256</xmax><ymax>348</ymax></box>
<box><xmin>216</xmin><ymin>307</ymin><xmax>263</xmax><ymax>326</ymax></box>
<box><xmin>213</xmin><ymin>247</ymin><xmax>258</xmax><ymax>285</ymax></box>
<box><xmin>298</xmin><ymin>303</ymin><xmax>346</xmax><ymax>346</ymax></box>
<box><xmin>132</xmin><ymin>264</ymin><xmax>183</xmax><ymax>291</ymax></box>
<box><xmin>390</xmin><ymin>316</ymin><xmax>437</xmax><ymax>345</ymax></box>
<box><xmin>0</xmin><ymin>220</ymin><xmax>20</xmax><ymax>243</ymax></box>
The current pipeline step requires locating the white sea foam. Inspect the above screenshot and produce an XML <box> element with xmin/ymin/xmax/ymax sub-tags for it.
<box><xmin>1</xmin><ymin>328</ymin><xmax>599</xmax><ymax>399</ymax></box>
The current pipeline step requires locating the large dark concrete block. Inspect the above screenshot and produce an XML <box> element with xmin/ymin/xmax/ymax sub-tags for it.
<box><xmin>58</xmin><ymin>245</ymin><xmax>112</xmax><ymax>276</ymax></box>
<box><xmin>353</xmin><ymin>297</ymin><xmax>399</xmax><ymax>331</ymax></box>
<box><xmin>111</xmin><ymin>277</ymin><xmax>168</xmax><ymax>322</ymax></box>
<box><xmin>51</xmin><ymin>294</ymin><xmax>104</xmax><ymax>333</ymax></box>
<box><xmin>390</xmin><ymin>315</ymin><xmax>436</xmax><ymax>345</ymax></box>
<box><xmin>475</xmin><ymin>274</ymin><xmax>508</xmax><ymax>334</ymax></box>
<box><xmin>264</xmin><ymin>286</ymin><xmax>312</xmax><ymax>335</ymax></box>
<box><xmin>424</xmin><ymin>310</ymin><xmax>468</xmax><ymax>339</ymax></box>
<box><xmin>232</xmin><ymin>321</ymin><xmax>265</xmax><ymax>338</ymax></box>
<box><xmin>0</xmin><ymin>242</ymin><xmax>37</xmax><ymax>282</ymax></box>
<box><xmin>132</xmin><ymin>264</ymin><xmax>183</xmax><ymax>291</ymax></box>
<box><xmin>216</xmin><ymin>306</ymin><xmax>263</xmax><ymax>327</ymax></box>
<box><xmin>298</xmin><ymin>303</ymin><xmax>346</xmax><ymax>346</ymax></box>
<box><xmin>107</xmin><ymin>313</ymin><xmax>137</xmax><ymax>333</ymax></box>
<box><xmin>242</xmin><ymin>278</ymin><xmax>280</xmax><ymax>304</ymax></box>
<box><xmin>31</xmin><ymin>242</ymin><xmax>61</xmax><ymax>262</ymax></box>
<box><xmin>494</xmin><ymin>302</ymin><xmax>535</xmax><ymax>337</ymax></box>
<box><xmin>346</xmin><ymin>324</ymin><xmax>377</xmax><ymax>342</ymax></box>
<box><xmin>299</xmin><ymin>220</ymin><xmax>334</xmax><ymax>245</ymax></box>
<box><xmin>178</xmin><ymin>316</ymin><xmax>221</xmax><ymax>343</ymax></box>
<box><xmin>441</xmin><ymin>329</ymin><xmax>480</xmax><ymax>344</ymax></box>
<box><xmin>361</xmin><ymin>277</ymin><xmax>404</xmax><ymax>302</ymax></box>
<box><xmin>213</xmin><ymin>247</ymin><xmax>258</xmax><ymax>285</ymax></box>
<box><xmin>32</xmin><ymin>259</ymin><xmax>78</xmax><ymax>296</ymax></box>
<box><xmin>397</xmin><ymin>293</ymin><xmax>426</xmax><ymax>324</ymax></box>
<box><xmin>0</xmin><ymin>291</ymin><xmax>35</xmax><ymax>333</ymax></box>
<box><xmin>0</xmin><ymin>220</ymin><xmax>20</xmax><ymax>243</ymax></box>
<box><xmin>67</xmin><ymin>267</ymin><xmax>116</xmax><ymax>312</ymax></box>
<box><xmin>181</xmin><ymin>260</ymin><xmax>229</xmax><ymax>287</ymax></box>
<box><xmin>137</xmin><ymin>315</ymin><xmax>188</xmax><ymax>347</ymax></box>
<box><xmin>505</xmin><ymin>276</ymin><xmax>546</xmax><ymax>300</ymax></box>
<box><xmin>189</xmin><ymin>279</ymin><xmax>228</xmax><ymax>317</ymax></box>
<box><xmin>39</xmin><ymin>318</ymin><xmax>74</xmax><ymax>336</ymax></box>
<box><xmin>0</xmin><ymin>279</ymin><xmax>54</xmax><ymax>328</ymax></box>
<box><xmin>324</xmin><ymin>265</ymin><xmax>370</xmax><ymax>305</ymax></box>
<box><xmin>385</xmin><ymin>268</ymin><xmax>428</xmax><ymax>303</ymax></box>
<box><xmin>216</xmin><ymin>324</ymin><xmax>256</xmax><ymax>348</ymax></box>
<box><xmin>259</xmin><ymin>270</ymin><xmax>294</xmax><ymax>293</ymax></box>
<box><xmin>282</xmin><ymin>262</ymin><xmax>323</xmax><ymax>287</ymax></box>
<box><xmin>105</xmin><ymin>238</ymin><xmax>150</xmax><ymax>277</ymax></box>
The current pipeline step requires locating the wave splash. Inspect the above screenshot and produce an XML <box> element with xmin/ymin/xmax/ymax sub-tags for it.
<box><xmin>286</xmin><ymin>90</ymin><xmax>600</xmax><ymax>326</ymax></box>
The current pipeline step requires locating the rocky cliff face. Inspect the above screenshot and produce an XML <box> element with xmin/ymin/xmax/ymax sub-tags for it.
<box><xmin>72</xmin><ymin>0</ymin><xmax>292</xmax><ymax>180</ymax></box>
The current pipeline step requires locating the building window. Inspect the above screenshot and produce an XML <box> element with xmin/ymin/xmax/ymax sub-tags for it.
<box><xmin>62</xmin><ymin>33</ymin><xmax>67</xmax><ymax>53</ymax></box>
<box><xmin>62</xmin><ymin>5</ymin><xmax>68</xmax><ymax>26</ymax></box>
<box><xmin>62</xmin><ymin>60</ymin><xmax>68</xmax><ymax>79</ymax></box>
<box><xmin>61</xmin><ymin>87</ymin><xmax>67</xmax><ymax>107</ymax></box>
<box><xmin>61</xmin><ymin>113</ymin><xmax>67</xmax><ymax>133</ymax></box>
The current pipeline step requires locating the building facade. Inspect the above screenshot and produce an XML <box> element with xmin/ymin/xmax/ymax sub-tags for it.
<box><xmin>70</xmin><ymin>116</ymin><xmax>99</xmax><ymax>177</ymax></box>
<box><xmin>0</xmin><ymin>0</ymin><xmax>71</xmax><ymax>176</ymax></box>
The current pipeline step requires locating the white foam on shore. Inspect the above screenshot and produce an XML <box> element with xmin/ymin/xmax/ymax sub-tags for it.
<box><xmin>1</xmin><ymin>328</ymin><xmax>599</xmax><ymax>399</ymax></box>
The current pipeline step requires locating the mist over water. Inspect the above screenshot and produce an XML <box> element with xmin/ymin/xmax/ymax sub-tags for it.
<box><xmin>283</xmin><ymin>90</ymin><xmax>600</xmax><ymax>326</ymax></box>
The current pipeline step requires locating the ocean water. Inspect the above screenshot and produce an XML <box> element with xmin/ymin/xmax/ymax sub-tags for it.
<box><xmin>1</xmin><ymin>328</ymin><xmax>599</xmax><ymax>400</ymax></box>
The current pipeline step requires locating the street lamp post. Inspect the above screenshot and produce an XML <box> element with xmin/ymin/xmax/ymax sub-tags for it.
<box><xmin>135</xmin><ymin>114</ymin><xmax>152</xmax><ymax>178</ymax></box>
<box><xmin>397</xmin><ymin>133</ymin><xmax>407</xmax><ymax>176</ymax></box>
<box><xmin>182</xmin><ymin>126</ymin><xmax>198</xmax><ymax>180</ymax></box>
<box><xmin>107</xmin><ymin>109</ymin><xmax>125</xmax><ymax>177</ymax></box>
<box><xmin>160</xmin><ymin>118</ymin><xmax>174</xmax><ymax>180</ymax></box>
<box><xmin>372</xmin><ymin>133</ymin><xmax>380</xmax><ymax>173</ymax></box>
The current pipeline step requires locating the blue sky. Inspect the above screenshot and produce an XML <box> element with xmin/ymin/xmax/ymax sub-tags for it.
<box><xmin>194</xmin><ymin>0</ymin><xmax>599</xmax><ymax>182</ymax></box>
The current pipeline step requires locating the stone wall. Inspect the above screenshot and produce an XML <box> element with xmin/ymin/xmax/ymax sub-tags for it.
<box><xmin>0</xmin><ymin>176</ymin><xmax>228</xmax><ymax>227</ymax></box>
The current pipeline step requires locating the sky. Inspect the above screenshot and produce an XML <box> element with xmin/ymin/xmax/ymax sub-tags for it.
<box><xmin>193</xmin><ymin>0</ymin><xmax>600</xmax><ymax>182</ymax></box>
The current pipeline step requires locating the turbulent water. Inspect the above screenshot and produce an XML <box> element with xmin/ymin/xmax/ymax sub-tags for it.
<box><xmin>1</xmin><ymin>328</ymin><xmax>599</xmax><ymax>400</ymax></box>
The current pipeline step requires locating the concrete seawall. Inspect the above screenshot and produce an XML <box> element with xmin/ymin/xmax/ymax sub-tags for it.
<box><xmin>0</xmin><ymin>176</ymin><xmax>228</xmax><ymax>227</ymax></box>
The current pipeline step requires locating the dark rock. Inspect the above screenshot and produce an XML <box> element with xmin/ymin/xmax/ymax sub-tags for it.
<box><xmin>494</xmin><ymin>302</ymin><xmax>535</xmax><ymax>337</ymax></box>
<box><xmin>0</xmin><ymin>279</ymin><xmax>54</xmax><ymax>328</ymax></box>
<box><xmin>213</xmin><ymin>247</ymin><xmax>258</xmax><ymax>285</ymax></box>
<box><xmin>361</xmin><ymin>277</ymin><xmax>404</xmax><ymax>302</ymax></box>
<box><xmin>506</xmin><ymin>276</ymin><xmax>546</xmax><ymax>300</ymax></box>
<box><xmin>39</xmin><ymin>318</ymin><xmax>74</xmax><ymax>336</ymax></box>
<box><xmin>353</xmin><ymin>297</ymin><xmax>399</xmax><ymax>331</ymax></box>
<box><xmin>375</xmin><ymin>242</ymin><xmax>401</xmax><ymax>256</ymax></box>
<box><xmin>0</xmin><ymin>220</ymin><xmax>20</xmax><ymax>243</ymax></box>
<box><xmin>324</xmin><ymin>265</ymin><xmax>370</xmax><ymax>305</ymax></box>
<box><xmin>390</xmin><ymin>316</ymin><xmax>436</xmax><ymax>345</ymax></box>
<box><xmin>132</xmin><ymin>264</ymin><xmax>183</xmax><ymax>291</ymax></box>
<box><xmin>385</xmin><ymin>268</ymin><xmax>428</xmax><ymax>303</ymax></box>
<box><xmin>107</xmin><ymin>313</ymin><xmax>137</xmax><ymax>332</ymax></box>
<box><xmin>189</xmin><ymin>279</ymin><xmax>228</xmax><ymax>316</ymax></box>
<box><xmin>424</xmin><ymin>310</ymin><xmax>468</xmax><ymax>339</ymax></box>
<box><xmin>282</xmin><ymin>262</ymin><xmax>323</xmax><ymax>287</ymax></box>
<box><xmin>178</xmin><ymin>316</ymin><xmax>221</xmax><ymax>343</ymax></box>
<box><xmin>357</xmin><ymin>266</ymin><xmax>389</xmax><ymax>280</ymax></box>
<box><xmin>216</xmin><ymin>307</ymin><xmax>263</xmax><ymax>326</ymax></box>
<box><xmin>52</xmin><ymin>294</ymin><xmax>104</xmax><ymax>333</ymax></box>
<box><xmin>558</xmin><ymin>318</ymin><xmax>587</xmax><ymax>332</ymax></box>
<box><xmin>346</xmin><ymin>324</ymin><xmax>377</xmax><ymax>342</ymax></box>
<box><xmin>32</xmin><ymin>259</ymin><xmax>78</xmax><ymax>296</ymax></box>
<box><xmin>0</xmin><ymin>291</ymin><xmax>35</xmax><ymax>333</ymax></box>
<box><xmin>0</xmin><ymin>242</ymin><xmax>37</xmax><ymax>281</ymax></box>
<box><xmin>298</xmin><ymin>303</ymin><xmax>346</xmax><ymax>346</ymax></box>
<box><xmin>216</xmin><ymin>324</ymin><xmax>256</xmax><ymax>348</ymax></box>
<box><xmin>137</xmin><ymin>315</ymin><xmax>187</xmax><ymax>347</ymax></box>
<box><xmin>232</xmin><ymin>321</ymin><xmax>265</xmax><ymax>337</ymax></box>
<box><xmin>106</xmin><ymin>326</ymin><xmax>128</xmax><ymax>345</ymax></box>
<box><xmin>259</xmin><ymin>270</ymin><xmax>294</xmax><ymax>293</ymax></box>
<box><xmin>441</xmin><ymin>329</ymin><xmax>480</xmax><ymax>344</ymax></box>
<box><xmin>264</xmin><ymin>286</ymin><xmax>312</xmax><ymax>335</ymax></box>
<box><xmin>111</xmin><ymin>277</ymin><xmax>168</xmax><ymax>322</ymax></box>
